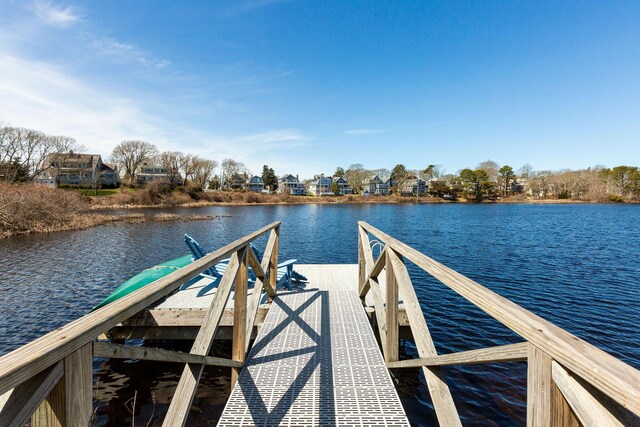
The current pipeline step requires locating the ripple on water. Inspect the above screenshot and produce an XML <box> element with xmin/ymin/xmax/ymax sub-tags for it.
<box><xmin>0</xmin><ymin>204</ymin><xmax>638</xmax><ymax>426</ymax></box>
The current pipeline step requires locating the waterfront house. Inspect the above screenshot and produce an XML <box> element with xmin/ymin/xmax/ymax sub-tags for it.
<box><xmin>385</xmin><ymin>177</ymin><xmax>397</xmax><ymax>193</ymax></box>
<box><xmin>333</xmin><ymin>176</ymin><xmax>353</xmax><ymax>195</ymax></box>
<box><xmin>401</xmin><ymin>178</ymin><xmax>427</xmax><ymax>196</ymax></box>
<box><xmin>278</xmin><ymin>174</ymin><xmax>307</xmax><ymax>195</ymax></box>
<box><xmin>227</xmin><ymin>173</ymin><xmax>248</xmax><ymax>190</ymax></box>
<box><xmin>243</xmin><ymin>175</ymin><xmax>265</xmax><ymax>192</ymax></box>
<box><xmin>362</xmin><ymin>175</ymin><xmax>389</xmax><ymax>195</ymax></box>
<box><xmin>511</xmin><ymin>178</ymin><xmax>526</xmax><ymax>194</ymax></box>
<box><xmin>308</xmin><ymin>174</ymin><xmax>333</xmax><ymax>196</ymax></box>
<box><xmin>135</xmin><ymin>163</ymin><xmax>176</xmax><ymax>185</ymax></box>
<box><xmin>35</xmin><ymin>152</ymin><xmax>120</xmax><ymax>188</ymax></box>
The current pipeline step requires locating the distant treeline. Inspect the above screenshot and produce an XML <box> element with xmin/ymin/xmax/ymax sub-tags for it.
<box><xmin>2</xmin><ymin>124</ymin><xmax>639</xmax><ymax>202</ymax></box>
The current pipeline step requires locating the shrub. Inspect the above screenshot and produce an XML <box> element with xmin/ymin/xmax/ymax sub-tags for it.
<box><xmin>0</xmin><ymin>183</ymin><xmax>88</xmax><ymax>236</ymax></box>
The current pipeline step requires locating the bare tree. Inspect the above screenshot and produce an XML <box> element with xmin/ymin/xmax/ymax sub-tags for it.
<box><xmin>0</xmin><ymin>127</ymin><xmax>55</xmax><ymax>182</ymax></box>
<box><xmin>220</xmin><ymin>158</ymin><xmax>249</xmax><ymax>187</ymax></box>
<box><xmin>518</xmin><ymin>163</ymin><xmax>534</xmax><ymax>179</ymax></box>
<box><xmin>111</xmin><ymin>140</ymin><xmax>158</xmax><ymax>186</ymax></box>
<box><xmin>193</xmin><ymin>159</ymin><xmax>218</xmax><ymax>189</ymax></box>
<box><xmin>477</xmin><ymin>160</ymin><xmax>500</xmax><ymax>183</ymax></box>
<box><xmin>181</xmin><ymin>154</ymin><xmax>201</xmax><ymax>185</ymax></box>
<box><xmin>345</xmin><ymin>163</ymin><xmax>369</xmax><ymax>193</ymax></box>
<box><xmin>159</xmin><ymin>151</ymin><xmax>185</xmax><ymax>189</ymax></box>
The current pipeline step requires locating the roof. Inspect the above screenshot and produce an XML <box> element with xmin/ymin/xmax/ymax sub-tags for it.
<box><xmin>44</xmin><ymin>152</ymin><xmax>101</xmax><ymax>168</ymax></box>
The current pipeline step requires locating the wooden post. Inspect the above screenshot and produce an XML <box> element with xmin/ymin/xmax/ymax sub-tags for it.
<box><xmin>527</xmin><ymin>344</ymin><xmax>552</xmax><ymax>427</ymax></box>
<box><xmin>385</xmin><ymin>249</ymin><xmax>399</xmax><ymax>363</ymax></box>
<box><xmin>32</xmin><ymin>343</ymin><xmax>93</xmax><ymax>427</ymax></box>
<box><xmin>358</xmin><ymin>226</ymin><xmax>365</xmax><ymax>295</ymax></box>
<box><xmin>268</xmin><ymin>226</ymin><xmax>279</xmax><ymax>297</ymax></box>
<box><xmin>551</xmin><ymin>382</ymin><xmax>580</xmax><ymax>427</ymax></box>
<box><xmin>231</xmin><ymin>246</ymin><xmax>249</xmax><ymax>388</ymax></box>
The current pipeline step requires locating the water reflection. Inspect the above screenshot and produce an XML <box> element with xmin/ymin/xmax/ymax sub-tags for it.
<box><xmin>1</xmin><ymin>204</ymin><xmax>638</xmax><ymax>425</ymax></box>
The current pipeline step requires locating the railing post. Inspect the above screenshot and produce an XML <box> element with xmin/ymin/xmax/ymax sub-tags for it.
<box><xmin>527</xmin><ymin>344</ymin><xmax>552</xmax><ymax>427</ymax></box>
<box><xmin>268</xmin><ymin>226</ymin><xmax>279</xmax><ymax>298</ymax></box>
<box><xmin>358</xmin><ymin>225</ymin><xmax>365</xmax><ymax>295</ymax></box>
<box><xmin>231</xmin><ymin>247</ymin><xmax>249</xmax><ymax>388</ymax></box>
<box><xmin>31</xmin><ymin>343</ymin><xmax>93</xmax><ymax>427</ymax></box>
<box><xmin>385</xmin><ymin>249</ymin><xmax>399</xmax><ymax>363</ymax></box>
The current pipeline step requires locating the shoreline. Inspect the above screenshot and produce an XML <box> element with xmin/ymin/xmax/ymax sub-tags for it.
<box><xmin>3</xmin><ymin>196</ymin><xmax>635</xmax><ymax>240</ymax></box>
<box><xmin>0</xmin><ymin>213</ymin><xmax>225</xmax><ymax>239</ymax></box>
<box><xmin>88</xmin><ymin>196</ymin><xmax>611</xmax><ymax>210</ymax></box>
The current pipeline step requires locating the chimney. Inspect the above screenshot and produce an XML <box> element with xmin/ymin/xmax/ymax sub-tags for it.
<box><xmin>296</xmin><ymin>174</ymin><xmax>299</xmax><ymax>181</ymax></box>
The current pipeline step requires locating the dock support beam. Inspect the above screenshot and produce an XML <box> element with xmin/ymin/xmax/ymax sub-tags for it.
<box><xmin>31</xmin><ymin>343</ymin><xmax>93</xmax><ymax>427</ymax></box>
<box><xmin>232</xmin><ymin>246</ymin><xmax>249</xmax><ymax>388</ymax></box>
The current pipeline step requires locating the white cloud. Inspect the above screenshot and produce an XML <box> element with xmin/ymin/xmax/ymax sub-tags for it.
<box><xmin>0</xmin><ymin>54</ymin><xmax>169</xmax><ymax>157</ymax></box>
<box><xmin>91</xmin><ymin>37</ymin><xmax>171</xmax><ymax>69</ymax></box>
<box><xmin>344</xmin><ymin>128</ymin><xmax>388</xmax><ymax>135</ymax></box>
<box><xmin>34</xmin><ymin>1</ymin><xmax>81</xmax><ymax>28</ymax></box>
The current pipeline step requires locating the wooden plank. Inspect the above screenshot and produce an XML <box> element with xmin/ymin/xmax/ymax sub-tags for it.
<box><xmin>552</xmin><ymin>381</ymin><xmax>580</xmax><ymax>427</ymax></box>
<box><xmin>359</xmin><ymin>221</ymin><xmax>640</xmax><ymax>416</ymax></box>
<box><xmin>93</xmin><ymin>341</ymin><xmax>242</xmax><ymax>368</ymax></box>
<box><xmin>390</xmin><ymin>247</ymin><xmax>462</xmax><ymax>427</ymax></box>
<box><xmin>66</xmin><ymin>343</ymin><xmax>93</xmax><ymax>426</ymax></box>
<box><xmin>385</xmin><ymin>249</ymin><xmax>399</xmax><ymax>363</ymax></box>
<box><xmin>268</xmin><ymin>227</ymin><xmax>280</xmax><ymax>296</ymax></box>
<box><xmin>162</xmin><ymin>250</ymin><xmax>242</xmax><ymax>427</ymax></box>
<box><xmin>32</xmin><ymin>343</ymin><xmax>93</xmax><ymax>427</ymax></box>
<box><xmin>246</xmin><ymin>245</ymin><xmax>266</xmax><ymax>280</ymax></box>
<box><xmin>0</xmin><ymin>221</ymin><xmax>280</xmax><ymax>396</ymax></box>
<box><xmin>358</xmin><ymin>226</ymin><xmax>374</xmax><ymax>297</ymax></box>
<box><xmin>387</xmin><ymin>342</ymin><xmax>529</xmax><ymax>368</ymax></box>
<box><xmin>527</xmin><ymin>344</ymin><xmax>552</xmax><ymax>427</ymax></box>
<box><xmin>31</xmin><ymin>375</ymin><xmax>65</xmax><ymax>427</ymax></box>
<box><xmin>232</xmin><ymin>248</ymin><xmax>249</xmax><ymax>387</ymax></box>
<box><xmin>121</xmin><ymin>305</ymin><xmax>271</xmax><ymax>328</ymax></box>
<box><xmin>368</xmin><ymin>275</ymin><xmax>387</xmax><ymax>345</ymax></box>
<box><xmin>552</xmin><ymin>361</ymin><xmax>623</xmax><ymax>427</ymax></box>
<box><xmin>0</xmin><ymin>362</ymin><xmax>63</xmax><ymax>427</ymax></box>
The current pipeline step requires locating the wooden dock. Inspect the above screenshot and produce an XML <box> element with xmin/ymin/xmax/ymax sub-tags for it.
<box><xmin>0</xmin><ymin>221</ymin><xmax>639</xmax><ymax>426</ymax></box>
<box><xmin>219</xmin><ymin>264</ymin><xmax>408</xmax><ymax>426</ymax></box>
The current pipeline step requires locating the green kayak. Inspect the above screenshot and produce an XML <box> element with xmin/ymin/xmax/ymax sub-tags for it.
<box><xmin>92</xmin><ymin>254</ymin><xmax>194</xmax><ymax>311</ymax></box>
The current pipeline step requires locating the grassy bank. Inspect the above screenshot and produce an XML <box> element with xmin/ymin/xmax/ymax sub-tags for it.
<box><xmin>0</xmin><ymin>182</ymin><xmax>228</xmax><ymax>238</ymax></box>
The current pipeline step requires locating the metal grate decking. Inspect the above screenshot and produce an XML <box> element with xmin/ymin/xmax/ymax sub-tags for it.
<box><xmin>218</xmin><ymin>264</ymin><xmax>409</xmax><ymax>426</ymax></box>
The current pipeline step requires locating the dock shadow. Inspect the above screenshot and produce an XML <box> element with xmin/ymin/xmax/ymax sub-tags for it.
<box><xmin>235</xmin><ymin>288</ymin><xmax>336</xmax><ymax>425</ymax></box>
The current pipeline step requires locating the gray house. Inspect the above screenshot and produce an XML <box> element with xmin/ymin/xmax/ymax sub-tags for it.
<box><xmin>278</xmin><ymin>174</ymin><xmax>306</xmax><ymax>195</ymax></box>
<box><xmin>333</xmin><ymin>176</ymin><xmax>353</xmax><ymax>195</ymax></box>
<box><xmin>401</xmin><ymin>178</ymin><xmax>427</xmax><ymax>195</ymax></box>
<box><xmin>362</xmin><ymin>175</ymin><xmax>389</xmax><ymax>195</ymax></box>
<box><xmin>244</xmin><ymin>175</ymin><xmax>265</xmax><ymax>192</ymax></box>
<box><xmin>35</xmin><ymin>152</ymin><xmax>120</xmax><ymax>188</ymax></box>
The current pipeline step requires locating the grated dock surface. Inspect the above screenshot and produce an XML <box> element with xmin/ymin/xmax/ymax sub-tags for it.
<box><xmin>218</xmin><ymin>264</ymin><xmax>409</xmax><ymax>426</ymax></box>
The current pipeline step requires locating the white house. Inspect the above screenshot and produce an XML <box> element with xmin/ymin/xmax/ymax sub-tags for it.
<box><xmin>308</xmin><ymin>174</ymin><xmax>333</xmax><ymax>196</ymax></box>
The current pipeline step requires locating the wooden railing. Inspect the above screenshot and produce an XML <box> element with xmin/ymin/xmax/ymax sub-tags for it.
<box><xmin>0</xmin><ymin>221</ymin><xmax>281</xmax><ymax>427</ymax></box>
<box><xmin>358</xmin><ymin>221</ymin><xmax>640</xmax><ymax>427</ymax></box>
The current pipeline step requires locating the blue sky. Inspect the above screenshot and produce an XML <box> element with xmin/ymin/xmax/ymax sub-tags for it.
<box><xmin>0</xmin><ymin>1</ymin><xmax>638</xmax><ymax>178</ymax></box>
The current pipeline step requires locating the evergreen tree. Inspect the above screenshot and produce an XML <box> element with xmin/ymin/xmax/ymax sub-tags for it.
<box><xmin>262</xmin><ymin>165</ymin><xmax>278</xmax><ymax>192</ymax></box>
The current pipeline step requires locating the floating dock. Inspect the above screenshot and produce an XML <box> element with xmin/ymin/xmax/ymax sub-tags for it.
<box><xmin>219</xmin><ymin>264</ymin><xmax>408</xmax><ymax>426</ymax></box>
<box><xmin>0</xmin><ymin>221</ymin><xmax>638</xmax><ymax>426</ymax></box>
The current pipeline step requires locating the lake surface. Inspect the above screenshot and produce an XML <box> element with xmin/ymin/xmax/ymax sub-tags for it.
<box><xmin>0</xmin><ymin>204</ymin><xmax>638</xmax><ymax>425</ymax></box>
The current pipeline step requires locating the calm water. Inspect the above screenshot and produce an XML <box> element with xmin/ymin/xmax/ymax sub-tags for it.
<box><xmin>0</xmin><ymin>204</ymin><xmax>638</xmax><ymax>425</ymax></box>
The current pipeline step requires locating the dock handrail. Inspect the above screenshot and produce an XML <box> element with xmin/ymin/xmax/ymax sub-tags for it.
<box><xmin>0</xmin><ymin>221</ymin><xmax>281</xmax><ymax>426</ymax></box>
<box><xmin>358</xmin><ymin>221</ymin><xmax>640</xmax><ymax>426</ymax></box>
